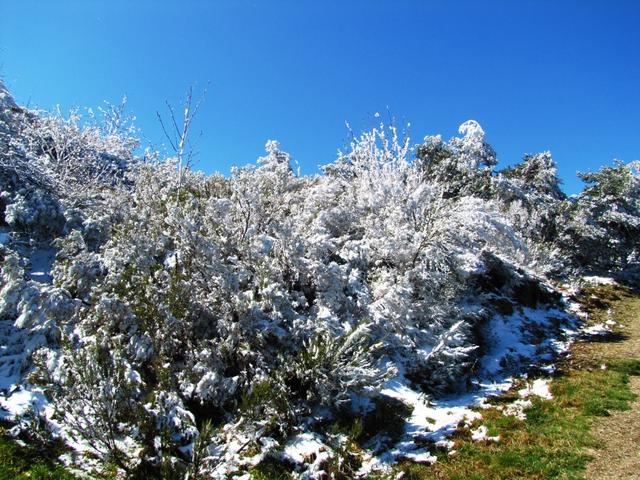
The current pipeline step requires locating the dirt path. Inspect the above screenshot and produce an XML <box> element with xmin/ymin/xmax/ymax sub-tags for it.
<box><xmin>586</xmin><ymin>376</ymin><xmax>640</xmax><ymax>479</ymax></box>
<box><xmin>576</xmin><ymin>286</ymin><xmax>640</xmax><ymax>479</ymax></box>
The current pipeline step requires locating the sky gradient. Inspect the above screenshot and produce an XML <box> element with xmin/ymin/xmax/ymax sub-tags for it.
<box><xmin>1</xmin><ymin>0</ymin><xmax>639</xmax><ymax>194</ymax></box>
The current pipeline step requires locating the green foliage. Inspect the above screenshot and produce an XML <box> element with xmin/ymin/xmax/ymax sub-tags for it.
<box><xmin>609</xmin><ymin>358</ymin><xmax>640</xmax><ymax>376</ymax></box>
<box><xmin>0</xmin><ymin>430</ymin><xmax>77</xmax><ymax>480</ymax></box>
<box><xmin>578</xmin><ymin>160</ymin><xmax>635</xmax><ymax>199</ymax></box>
<box><xmin>248</xmin><ymin>456</ymin><xmax>293</xmax><ymax>480</ymax></box>
<box><xmin>239</xmin><ymin>378</ymin><xmax>293</xmax><ymax>438</ymax></box>
<box><xmin>500</xmin><ymin>152</ymin><xmax>565</xmax><ymax>199</ymax></box>
<box><xmin>331</xmin><ymin>395</ymin><xmax>412</xmax><ymax>449</ymax></box>
<box><xmin>416</xmin><ymin>134</ymin><xmax>494</xmax><ymax>199</ymax></box>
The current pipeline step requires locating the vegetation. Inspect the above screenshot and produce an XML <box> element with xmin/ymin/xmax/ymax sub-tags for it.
<box><xmin>1</xmin><ymin>77</ymin><xmax>639</xmax><ymax>478</ymax></box>
<box><xmin>0</xmin><ymin>426</ymin><xmax>77</xmax><ymax>480</ymax></box>
<box><xmin>398</xmin><ymin>286</ymin><xmax>640</xmax><ymax>480</ymax></box>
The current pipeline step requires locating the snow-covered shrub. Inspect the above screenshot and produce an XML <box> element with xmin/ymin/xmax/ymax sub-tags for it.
<box><xmin>16</xmin><ymin>104</ymin><xmax>139</xmax><ymax>199</ymax></box>
<box><xmin>1</xmin><ymin>78</ymin><xmax>639</xmax><ymax>478</ymax></box>
<box><xmin>4</xmin><ymin>189</ymin><xmax>66</xmax><ymax>237</ymax></box>
<box><xmin>494</xmin><ymin>152</ymin><xmax>567</xmax><ymax>274</ymax></box>
<box><xmin>415</xmin><ymin>120</ymin><xmax>496</xmax><ymax>199</ymax></box>
<box><xmin>0</xmin><ymin>249</ymin><xmax>25</xmax><ymax>320</ymax></box>
<box><xmin>40</xmin><ymin>343</ymin><xmax>146</xmax><ymax>473</ymax></box>
<box><xmin>284</xmin><ymin>323</ymin><xmax>395</xmax><ymax>408</ymax></box>
<box><xmin>559</xmin><ymin>160</ymin><xmax>640</xmax><ymax>274</ymax></box>
<box><xmin>1</xmin><ymin>81</ymin><xmax>141</xmax><ymax>244</ymax></box>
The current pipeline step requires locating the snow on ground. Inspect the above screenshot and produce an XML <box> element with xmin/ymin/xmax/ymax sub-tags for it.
<box><xmin>495</xmin><ymin>378</ymin><xmax>554</xmax><ymax>420</ymax></box>
<box><xmin>283</xmin><ymin>432</ymin><xmax>326</xmax><ymax>464</ymax></box>
<box><xmin>358</xmin><ymin>303</ymin><xmax>577</xmax><ymax>476</ymax></box>
<box><xmin>0</xmin><ymin>387</ymin><xmax>48</xmax><ymax>419</ymax></box>
<box><xmin>519</xmin><ymin>378</ymin><xmax>553</xmax><ymax>400</ymax></box>
<box><xmin>582</xmin><ymin>323</ymin><xmax>611</xmax><ymax>336</ymax></box>
<box><xmin>470</xmin><ymin>425</ymin><xmax>500</xmax><ymax>442</ymax></box>
<box><xmin>500</xmin><ymin>399</ymin><xmax>533</xmax><ymax>420</ymax></box>
<box><xmin>582</xmin><ymin>276</ymin><xmax>617</xmax><ymax>286</ymax></box>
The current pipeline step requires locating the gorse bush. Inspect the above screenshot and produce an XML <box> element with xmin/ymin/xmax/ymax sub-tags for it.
<box><xmin>0</xmin><ymin>80</ymin><xmax>639</xmax><ymax>478</ymax></box>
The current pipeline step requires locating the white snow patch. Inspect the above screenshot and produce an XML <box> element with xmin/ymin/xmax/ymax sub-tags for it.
<box><xmin>0</xmin><ymin>387</ymin><xmax>48</xmax><ymax>419</ymax></box>
<box><xmin>582</xmin><ymin>276</ymin><xmax>616</xmax><ymax>286</ymax></box>
<box><xmin>453</xmin><ymin>252</ymin><xmax>483</xmax><ymax>279</ymax></box>
<box><xmin>519</xmin><ymin>378</ymin><xmax>553</xmax><ymax>400</ymax></box>
<box><xmin>359</xmin><ymin>303</ymin><xmax>578</xmax><ymax>475</ymax></box>
<box><xmin>582</xmin><ymin>323</ymin><xmax>610</xmax><ymax>336</ymax></box>
<box><xmin>500</xmin><ymin>399</ymin><xmax>533</xmax><ymax>420</ymax></box>
<box><xmin>397</xmin><ymin>449</ymin><xmax>436</xmax><ymax>464</ymax></box>
<box><xmin>283</xmin><ymin>432</ymin><xmax>326</xmax><ymax>464</ymax></box>
<box><xmin>470</xmin><ymin>425</ymin><xmax>500</xmax><ymax>443</ymax></box>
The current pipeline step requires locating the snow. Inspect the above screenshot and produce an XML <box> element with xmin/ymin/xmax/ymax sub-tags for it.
<box><xmin>357</xmin><ymin>302</ymin><xmax>577</xmax><ymax>473</ymax></box>
<box><xmin>582</xmin><ymin>323</ymin><xmax>611</xmax><ymax>337</ymax></box>
<box><xmin>519</xmin><ymin>378</ymin><xmax>553</xmax><ymax>400</ymax></box>
<box><xmin>283</xmin><ymin>433</ymin><xmax>326</xmax><ymax>464</ymax></box>
<box><xmin>501</xmin><ymin>399</ymin><xmax>533</xmax><ymax>420</ymax></box>
<box><xmin>480</xmin><ymin>306</ymin><xmax>575</xmax><ymax>379</ymax></box>
<box><xmin>470</xmin><ymin>425</ymin><xmax>500</xmax><ymax>443</ymax></box>
<box><xmin>3</xmin><ymin>81</ymin><xmax>636</xmax><ymax>479</ymax></box>
<box><xmin>0</xmin><ymin>387</ymin><xmax>48</xmax><ymax>419</ymax></box>
<box><xmin>493</xmin><ymin>379</ymin><xmax>553</xmax><ymax>421</ymax></box>
<box><xmin>0</xmin><ymin>80</ymin><xmax>17</xmax><ymax>110</ymax></box>
<box><xmin>582</xmin><ymin>276</ymin><xmax>617</xmax><ymax>286</ymax></box>
<box><xmin>453</xmin><ymin>252</ymin><xmax>484</xmax><ymax>279</ymax></box>
<box><xmin>0</xmin><ymin>223</ymin><xmax>580</xmax><ymax>479</ymax></box>
<box><xmin>458</xmin><ymin>119</ymin><xmax>485</xmax><ymax>139</ymax></box>
<box><xmin>397</xmin><ymin>449</ymin><xmax>437</xmax><ymax>464</ymax></box>
<box><xmin>369</xmin><ymin>375</ymin><xmax>507</xmax><ymax>471</ymax></box>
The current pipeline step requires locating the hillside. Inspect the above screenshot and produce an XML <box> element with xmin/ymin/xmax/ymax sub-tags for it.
<box><xmin>0</xmin><ymin>81</ymin><xmax>639</xmax><ymax>479</ymax></box>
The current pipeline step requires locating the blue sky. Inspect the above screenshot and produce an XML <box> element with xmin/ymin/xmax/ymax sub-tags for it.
<box><xmin>1</xmin><ymin>0</ymin><xmax>638</xmax><ymax>194</ymax></box>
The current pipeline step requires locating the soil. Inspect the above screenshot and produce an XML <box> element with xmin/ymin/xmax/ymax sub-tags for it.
<box><xmin>574</xmin><ymin>286</ymin><xmax>640</xmax><ymax>480</ymax></box>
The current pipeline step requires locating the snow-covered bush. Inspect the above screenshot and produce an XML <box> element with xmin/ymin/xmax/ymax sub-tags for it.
<box><xmin>415</xmin><ymin>120</ymin><xmax>496</xmax><ymax>199</ymax></box>
<box><xmin>4</xmin><ymin>189</ymin><xmax>66</xmax><ymax>237</ymax></box>
<box><xmin>493</xmin><ymin>152</ymin><xmax>567</xmax><ymax>274</ymax></box>
<box><xmin>559</xmin><ymin>160</ymin><xmax>640</xmax><ymax>274</ymax></box>
<box><xmin>1</xmin><ymin>80</ymin><xmax>639</xmax><ymax>478</ymax></box>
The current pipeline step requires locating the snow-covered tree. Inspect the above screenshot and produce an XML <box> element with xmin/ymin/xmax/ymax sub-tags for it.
<box><xmin>559</xmin><ymin>160</ymin><xmax>640</xmax><ymax>273</ymax></box>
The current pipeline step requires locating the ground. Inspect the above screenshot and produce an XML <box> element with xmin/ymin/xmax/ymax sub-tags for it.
<box><xmin>1</xmin><ymin>283</ymin><xmax>639</xmax><ymax>479</ymax></box>
<box><xmin>586</xmin><ymin>376</ymin><xmax>640</xmax><ymax>480</ymax></box>
<box><xmin>579</xmin><ymin>286</ymin><xmax>640</xmax><ymax>480</ymax></box>
<box><xmin>398</xmin><ymin>283</ymin><xmax>640</xmax><ymax>480</ymax></box>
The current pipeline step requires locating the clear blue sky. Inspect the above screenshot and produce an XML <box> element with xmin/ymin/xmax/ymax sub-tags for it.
<box><xmin>1</xmin><ymin>0</ymin><xmax>639</xmax><ymax>194</ymax></box>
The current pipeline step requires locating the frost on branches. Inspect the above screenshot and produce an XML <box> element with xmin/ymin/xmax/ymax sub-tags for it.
<box><xmin>0</xmin><ymin>80</ymin><xmax>639</xmax><ymax>479</ymax></box>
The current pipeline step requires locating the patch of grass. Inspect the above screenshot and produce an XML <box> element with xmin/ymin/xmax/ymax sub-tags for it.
<box><xmin>608</xmin><ymin>358</ymin><xmax>640</xmax><ymax>376</ymax></box>
<box><xmin>0</xmin><ymin>431</ymin><xmax>77</xmax><ymax>480</ymax></box>
<box><xmin>247</xmin><ymin>456</ymin><xmax>293</xmax><ymax>480</ymax></box>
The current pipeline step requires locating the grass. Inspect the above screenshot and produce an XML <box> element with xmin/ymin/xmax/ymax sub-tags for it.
<box><xmin>248</xmin><ymin>456</ymin><xmax>295</xmax><ymax>480</ymax></box>
<box><xmin>398</xmin><ymin>364</ymin><xmax>638</xmax><ymax>480</ymax></box>
<box><xmin>397</xmin><ymin>285</ymin><xmax>640</xmax><ymax>480</ymax></box>
<box><xmin>0</xmin><ymin>428</ymin><xmax>77</xmax><ymax>480</ymax></box>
